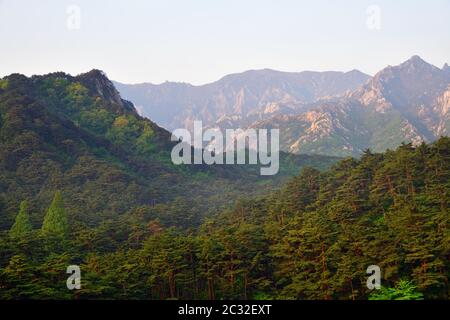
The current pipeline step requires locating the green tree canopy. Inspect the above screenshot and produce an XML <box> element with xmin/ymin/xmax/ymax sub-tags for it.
<box><xmin>41</xmin><ymin>191</ymin><xmax>69</xmax><ymax>238</ymax></box>
<box><xmin>369</xmin><ymin>280</ymin><xmax>424</xmax><ymax>300</ymax></box>
<box><xmin>9</xmin><ymin>200</ymin><xmax>32</xmax><ymax>238</ymax></box>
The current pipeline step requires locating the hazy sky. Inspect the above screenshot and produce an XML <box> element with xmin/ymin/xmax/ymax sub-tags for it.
<box><xmin>0</xmin><ymin>0</ymin><xmax>449</xmax><ymax>85</ymax></box>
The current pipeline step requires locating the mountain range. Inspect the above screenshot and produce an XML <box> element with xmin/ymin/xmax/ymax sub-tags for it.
<box><xmin>0</xmin><ymin>59</ymin><xmax>448</xmax><ymax>301</ymax></box>
<box><xmin>115</xmin><ymin>56</ymin><xmax>450</xmax><ymax>157</ymax></box>
<box><xmin>113</xmin><ymin>69</ymin><xmax>370</xmax><ymax>130</ymax></box>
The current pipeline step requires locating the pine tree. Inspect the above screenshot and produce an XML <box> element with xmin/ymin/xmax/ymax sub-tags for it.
<box><xmin>41</xmin><ymin>191</ymin><xmax>69</xmax><ymax>238</ymax></box>
<box><xmin>9</xmin><ymin>200</ymin><xmax>32</xmax><ymax>237</ymax></box>
<box><xmin>0</xmin><ymin>255</ymin><xmax>34</xmax><ymax>299</ymax></box>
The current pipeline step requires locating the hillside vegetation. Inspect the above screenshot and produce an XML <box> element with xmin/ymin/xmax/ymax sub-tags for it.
<box><xmin>0</xmin><ymin>137</ymin><xmax>448</xmax><ymax>299</ymax></box>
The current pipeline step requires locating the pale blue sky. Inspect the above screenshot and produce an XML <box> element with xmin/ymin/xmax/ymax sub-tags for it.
<box><xmin>0</xmin><ymin>0</ymin><xmax>449</xmax><ymax>84</ymax></box>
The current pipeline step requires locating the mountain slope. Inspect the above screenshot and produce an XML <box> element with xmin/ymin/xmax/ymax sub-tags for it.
<box><xmin>0</xmin><ymin>70</ymin><xmax>338</xmax><ymax>229</ymax></box>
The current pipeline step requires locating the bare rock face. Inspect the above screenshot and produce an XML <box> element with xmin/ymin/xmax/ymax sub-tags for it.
<box><xmin>77</xmin><ymin>69</ymin><xmax>137</xmax><ymax>115</ymax></box>
<box><xmin>250</xmin><ymin>56</ymin><xmax>450</xmax><ymax>156</ymax></box>
<box><xmin>432</xmin><ymin>86</ymin><xmax>450</xmax><ymax>136</ymax></box>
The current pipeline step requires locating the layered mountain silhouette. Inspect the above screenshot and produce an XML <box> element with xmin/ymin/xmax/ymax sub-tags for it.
<box><xmin>114</xmin><ymin>69</ymin><xmax>370</xmax><ymax>131</ymax></box>
<box><xmin>116</xmin><ymin>56</ymin><xmax>450</xmax><ymax>157</ymax></box>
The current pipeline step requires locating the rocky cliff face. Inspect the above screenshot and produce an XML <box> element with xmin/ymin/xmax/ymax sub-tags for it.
<box><xmin>77</xmin><ymin>69</ymin><xmax>137</xmax><ymax>115</ymax></box>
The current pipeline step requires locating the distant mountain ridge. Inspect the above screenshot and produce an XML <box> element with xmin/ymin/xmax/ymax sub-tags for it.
<box><xmin>114</xmin><ymin>69</ymin><xmax>371</xmax><ymax>131</ymax></box>
<box><xmin>116</xmin><ymin>56</ymin><xmax>450</xmax><ymax>157</ymax></box>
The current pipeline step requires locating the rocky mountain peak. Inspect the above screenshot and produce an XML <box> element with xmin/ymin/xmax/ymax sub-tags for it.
<box><xmin>76</xmin><ymin>69</ymin><xmax>137</xmax><ymax>115</ymax></box>
<box><xmin>76</xmin><ymin>69</ymin><xmax>117</xmax><ymax>98</ymax></box>
<box><xmin>397</xmin><ymin>55</ymin><xmax>443</xmax><ymax>76</ymax></box>
<box><xmin>404</xmin><ymin>54</ymin><xmax>428</xmax><ymax>65</ymax></box>
<box><xmin>443</xmin><ymin>63</ymin><xmax>450</xmax><ymax>78</ymax></box>
<box><xmin>359</xmin><ymin>56</ymin><xmax>448</xmax><ymax>110</ymax></box>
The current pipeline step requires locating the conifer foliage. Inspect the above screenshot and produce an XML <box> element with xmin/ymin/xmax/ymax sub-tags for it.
<box><xmin>41</xmin><ymin>191</ymin><xmax>69</xmax><ymax>238</ymax></box>
<box><xmin>0</xmin><ymin>138</ymin><xmax>448</xmax><ymax>299</ymax></box>
<box><xmin>9</xmin><ymin>201</ymin><xmax>32</xmax><ymax>238</ymax></box>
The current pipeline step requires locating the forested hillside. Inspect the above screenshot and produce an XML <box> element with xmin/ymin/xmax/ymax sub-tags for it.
<box><xmin>0</xmin><ymin>137</ymin><xmax>448</xmax><ymax>299</ymax></box>
<box><xmin>0</xmin><ymin>70</ymin><xmax>337</xmax><ymax>230</ymax></box>
<box><xmin>0</xmin><ymin>70</ymin><xmax>343</xmax><ymax>299</ymax></box>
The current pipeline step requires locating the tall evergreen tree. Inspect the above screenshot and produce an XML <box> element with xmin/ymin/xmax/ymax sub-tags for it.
<box><xmin>9</xmin><ymin>200</ymin><xmax>32</xmax><ymax>237</ymax></box>
<box><xmin>41</xmin><ymin>191</ymin><xmax>69</xmax><ymax>237</ymax></box>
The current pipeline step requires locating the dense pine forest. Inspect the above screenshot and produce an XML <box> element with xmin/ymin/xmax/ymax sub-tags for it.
<box><xmin>0</xmin><ymin>71</ymin><xmax>448</xmax><ymax>300</ymax></box>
